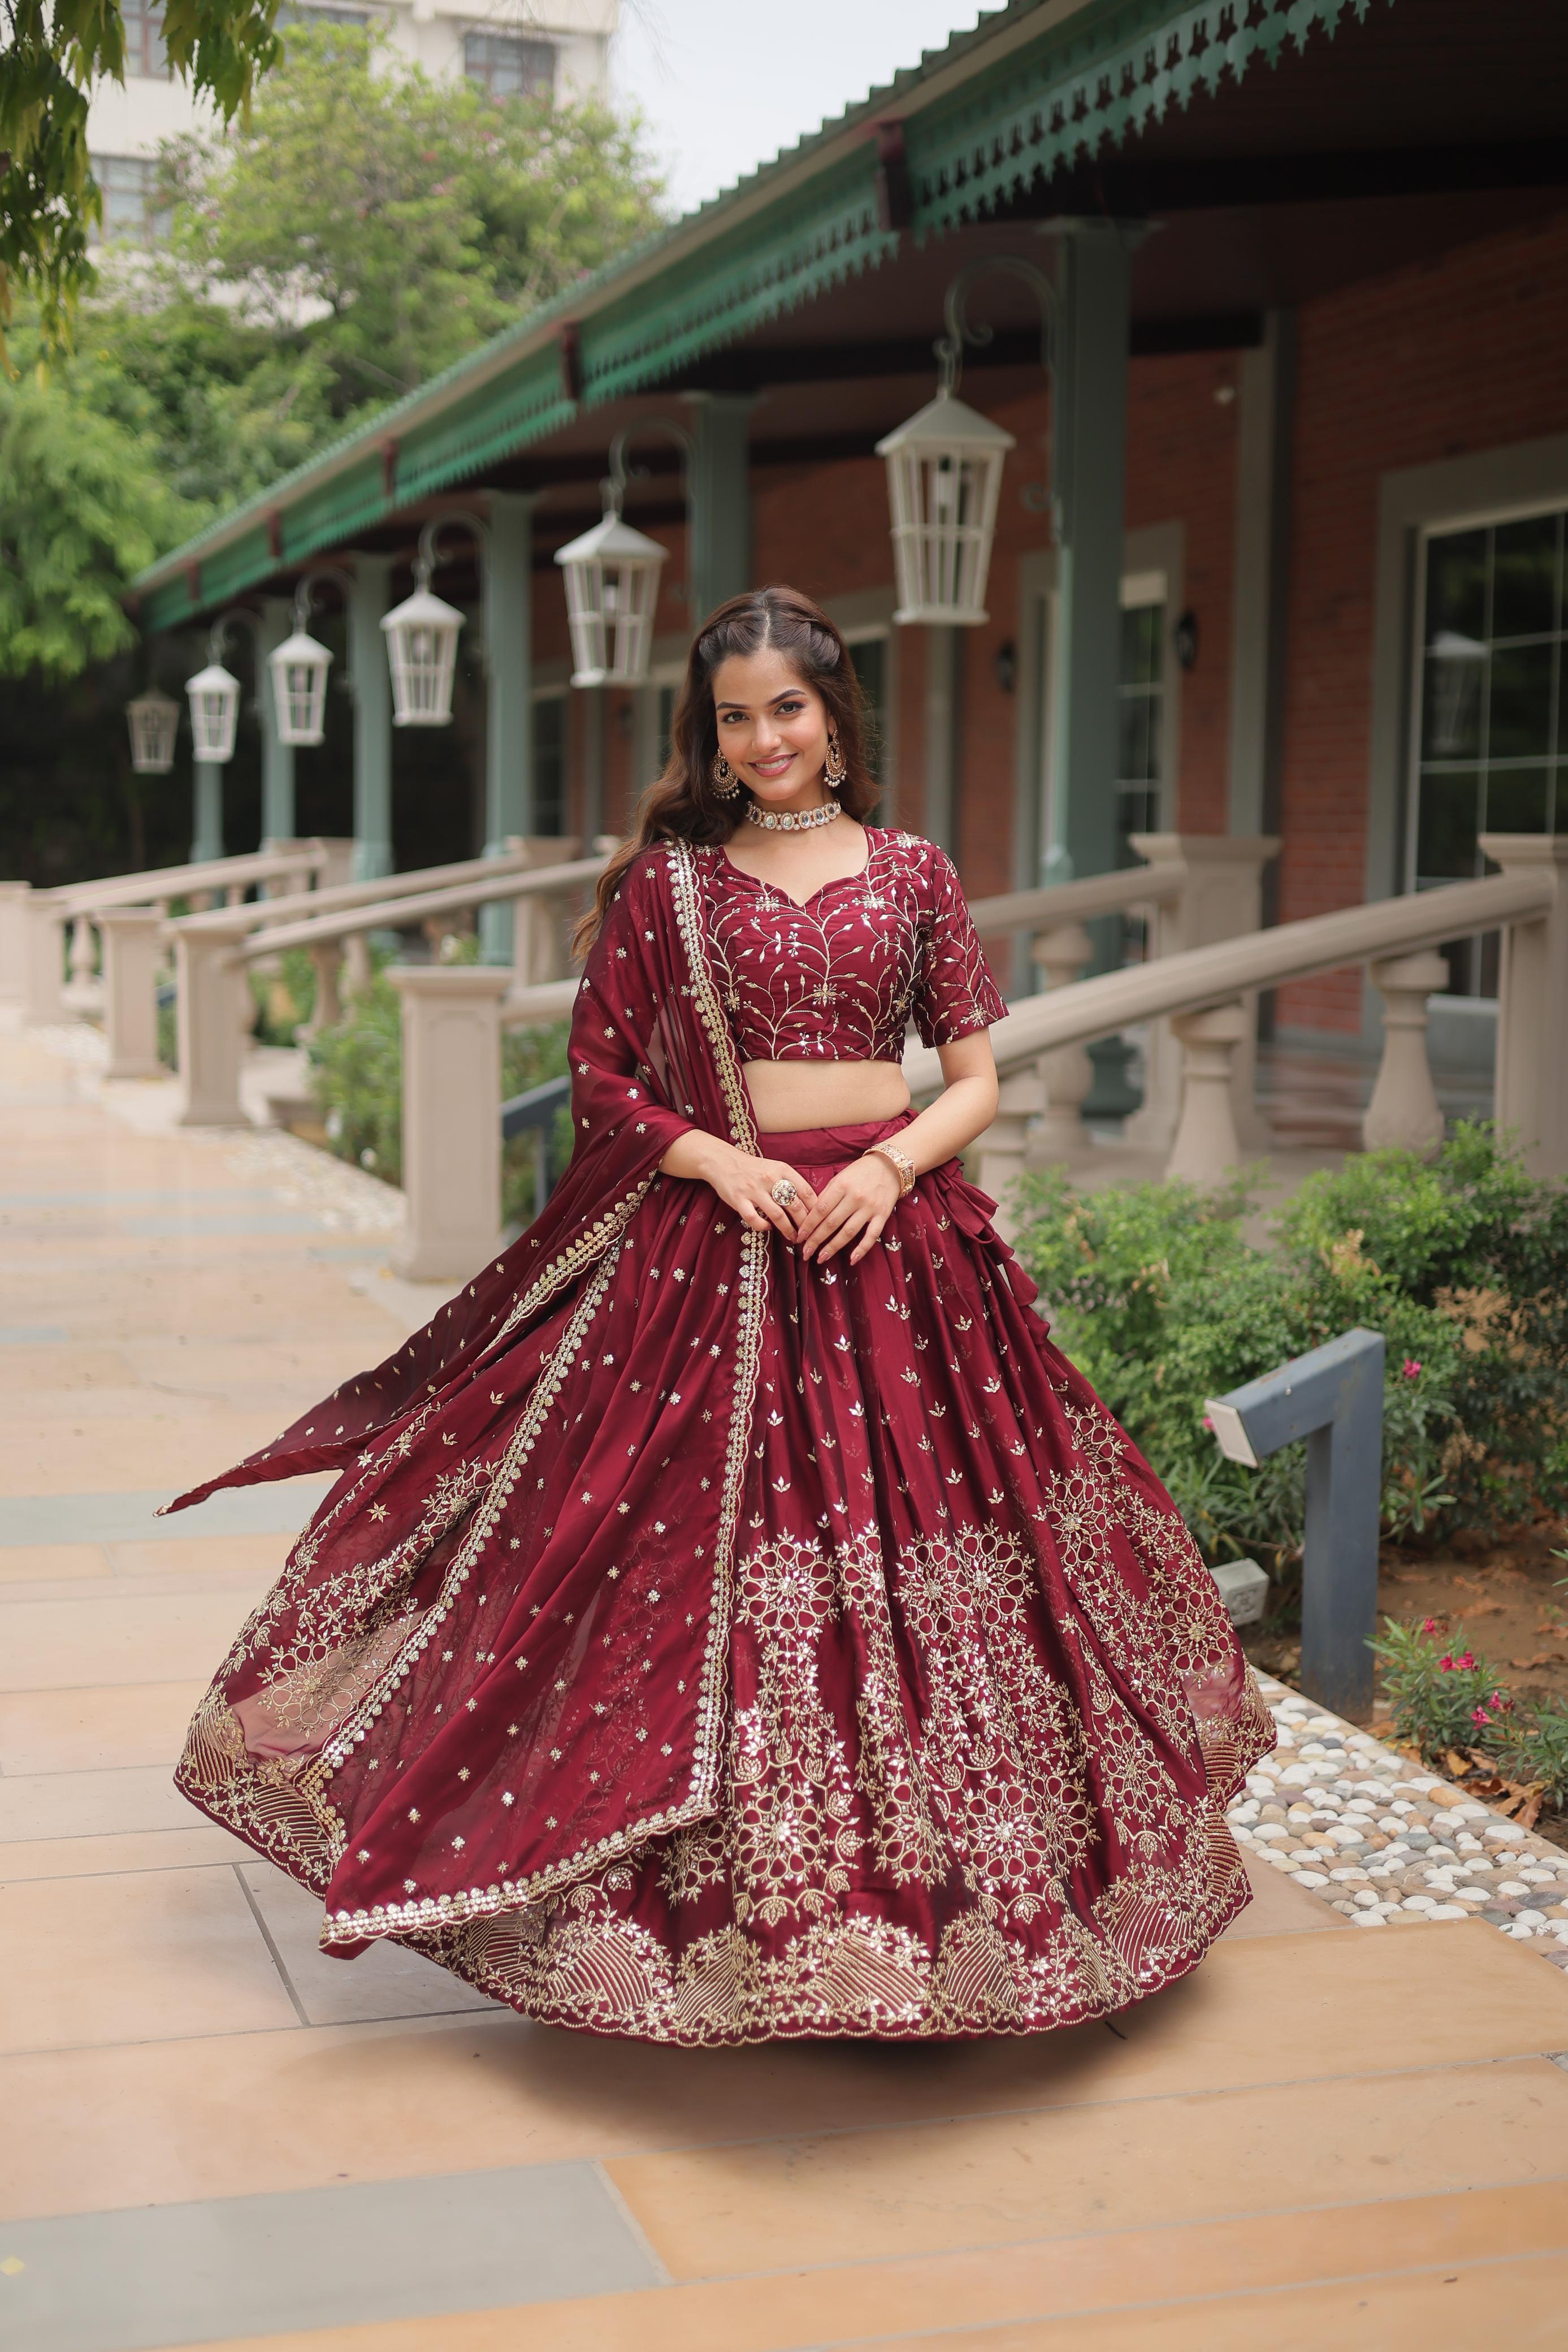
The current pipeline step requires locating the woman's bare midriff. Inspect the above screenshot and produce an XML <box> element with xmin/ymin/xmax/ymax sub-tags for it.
<box><xmin>742</xmin><ymin>1058</ymin><xmax>912</xmax><ymax>1133</ymax></box>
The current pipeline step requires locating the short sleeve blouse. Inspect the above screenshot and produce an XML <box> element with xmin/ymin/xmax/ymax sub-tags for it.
<box><xmin>699</xmin><ymin>827</ymin><xmax>1007</xmax><ymax>1065</ymax></box>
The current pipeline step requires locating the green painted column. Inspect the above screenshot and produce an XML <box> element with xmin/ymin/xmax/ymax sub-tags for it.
<box><xmin>480</xmin><ymin>493</ymin><xmax>536</xmax><ymax>963</ymax></box>
<box><xmin>1047</xmin><ymin>222</ymin><xmax>1134</xmax><ymax>937</ymax></box>
<box><xmin>257</xmin><ymin>596</ymin><xmax>295</xmax><ymax>846</ymax></box>
<box><xmin>348</xmin><ymin>556</ymin><xmax>394</xmax><ymax>884</ymax></box>
<box><xmin>687</xmin><ymin>394</ymin><xmax>755</xmax><ymax>624</ymax></box>
<box><xmin>191</xmin><ymin>764</ymin><xmax>224</xmax><ymax>864</ymax></box>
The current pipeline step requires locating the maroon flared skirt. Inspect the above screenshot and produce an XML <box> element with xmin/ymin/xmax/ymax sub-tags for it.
<box><xmin>177</xmin><ymin>1117</ymin><xmax>1272</xmax><ymax>2043</ymax></box>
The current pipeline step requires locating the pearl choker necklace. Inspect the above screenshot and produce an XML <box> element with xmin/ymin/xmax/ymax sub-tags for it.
<box><xmin>745</xmin><ymin>800</ymin><xmax>842</xmax><ymax>832</ymax></box>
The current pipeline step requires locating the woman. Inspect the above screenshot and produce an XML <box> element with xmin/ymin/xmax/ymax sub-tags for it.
<box><xmin>171</xmin><ymin>586</ymin><xmax>1272</xmax><ymax>2044</ymax></box>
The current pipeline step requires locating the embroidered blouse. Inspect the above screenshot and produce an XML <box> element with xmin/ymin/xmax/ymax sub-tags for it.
<box><xmin>699</xmin><ymin>826</ymin><xmax>1007</xmax><ymax>1064</ymax></box>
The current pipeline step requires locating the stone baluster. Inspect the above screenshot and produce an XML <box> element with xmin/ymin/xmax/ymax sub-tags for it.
<box><xmin>1483</xmin><ymin>831</ymin><xmax>1568</xmax><ymax>1179</ymax></box>
<box><xmin>389</xmin><ymin>965</ymin><xmax>512</xmax><ymax>1282</ymax></box>
<box><xmin>223</xmin><ymin>883</ymin><xmax>245</xmax><ymax>909</ymax></box>
<box><xmin>98</xmin><ymin>909</ymin><xmax>165</xmax><ymax>1080</ymax></box>
<box><xmin>1124</xmin><ymin>833</ymin><xmax>1279</xmax><ymax>1152</ymax></box>
<box><xmin>341</xmin><ymin>930</ymin><xmax>374</xmax><ymax>1004</ymax></box>
<box><xmin>299</xmin><ymin>941</ymin><xmax>345</xmax><ymax>1041</ymax></box>
<box><xmin>1362</xmin><ymin>949</ymin><xmax>1449</xmax><ymax>1156</ymax></box>
<box><xmin>23</xmin><ymin>900</ymin><xmax>66</xmax><ymax>1024</ymax></box>
<box><xmin>1164</xmin><ymin>999</ymin><xmax>1249</xmax><ymax>1185</ymax></box>
<box><xmin>0</xmin><ymin>883</ymin><xmax>32</xmax><ymax>1004</ymax></box>
<box><xmin>63</xmin><ymin>912</ymin><xmax>99</xmax><ymax>1013</ymax></box>
<box><xmin>971</xmin><ymin>1065</ymin><xmax>1045</xmax><ymax>1240</ymax></box>
<box><xmin>1028</xmin><ymin>919</ymin><xmax>1095</xmax><ymax>1163</ymax></box>
<box><xmin>174</xmin><ymin>917</ymin><xmax>252</xmax><ymax>1126</ymax></box>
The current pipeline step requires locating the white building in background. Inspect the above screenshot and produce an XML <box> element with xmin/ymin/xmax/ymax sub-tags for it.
<box><xmin>88</xmin><ymin>0</ymin><xmax>620</xmax><ymax>242</ymax></box>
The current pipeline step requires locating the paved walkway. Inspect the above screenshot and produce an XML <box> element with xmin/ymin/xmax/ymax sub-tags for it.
<box><xmin>3</xmin><ymin>1009</ymin><xmax>1568</xmax><ymax>2352</ymax></box>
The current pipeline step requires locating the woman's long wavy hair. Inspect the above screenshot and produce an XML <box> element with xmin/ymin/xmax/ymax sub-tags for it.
<box><xmin>574</xmin><ymin>585</ymin><xmax>878</xmax><ymax>954</ymax></box>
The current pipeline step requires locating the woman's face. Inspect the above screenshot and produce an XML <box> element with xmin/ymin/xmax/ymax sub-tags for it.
<box><xmin>710</xmin><ymin>646</ymin><xmax>833</xmax><ymax>812</ymax></box>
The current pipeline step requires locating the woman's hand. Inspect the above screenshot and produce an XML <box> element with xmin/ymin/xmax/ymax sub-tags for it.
<box><xmin>660</xmin><ymin>1132</ymin><xmax>818</xmax><ymax>1241</ymax></box>
<box><xmin>797</xmin><ymin>1151</ymin><xmax>902</xmax><ymax>1266</ymax></box>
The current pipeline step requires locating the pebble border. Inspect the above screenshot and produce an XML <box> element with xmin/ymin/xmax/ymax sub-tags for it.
<box><xmin>1232</xmin><ymin>1674</ymin><xmax>1568</xmax><ymax>1969</ymax></box>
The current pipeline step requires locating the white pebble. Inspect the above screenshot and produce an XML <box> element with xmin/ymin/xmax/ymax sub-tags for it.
<box><xmin>1350</xmin><ymin>1911</ymin><xmax>1386</xmax><ymax>1926</ymax></box>
<box><xmin>1498</xmin><ymin>1881</ymin><xmax>1531</xmax><ymax>1897</ymax></box>
<box><xmin>1351</xmin><ymin>1888</ymin><xmax>1380</xmax><ymax>1908</ymax></box>
<box><xmin>1516</xmin><ymin>1909</ymin><xmax>1548</xmax><ymax>1929</ymax></box>
<box><xmin>1401</xmin><ymin>1896</ymin><xmax>1437</xmax><ymax>1912</ymax></box>
<box><xmin>1426</xmin><ymin>1904</ymin><xmax>1471</xmax><ymax>1921</ymax></box>
<box><xmin>1294</xmin><ymin>1870</ymin><xmax>1330</xmax><ymax>1888</ymax></box>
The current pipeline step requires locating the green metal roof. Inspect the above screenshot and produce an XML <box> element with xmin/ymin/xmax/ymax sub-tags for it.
<box><xmin>135</xmin><ymin>0</ymin><xmax>1389</xmax><ymax>634</ymax></box>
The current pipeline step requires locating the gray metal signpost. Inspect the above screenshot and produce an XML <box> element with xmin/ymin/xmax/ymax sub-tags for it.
<box><xmin>1205</xmin><ymin>1327</ymin><xmax>1385</xmax><ymax>1718</ymax></box>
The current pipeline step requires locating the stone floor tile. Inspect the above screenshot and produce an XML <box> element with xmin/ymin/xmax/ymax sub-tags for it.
<box><xmin>0</xmin><ymin>1865</ymin><xmax>300</xmax><ymax>2052</ymax></box>
<box><xmin>0</xmin><ymin>1762</ymin><xmax>194</xmax><ymax>1841</ymax></box>
<box><xmin>237</xmin><ymin>1865</ymin><xmax>500</xmax><ymax>2026</ymax></box>
<box><xmin>129</xmin><ymin>2181</ymin><xmax>1568</xmax><ymax>2352</ymax></box>
<box><xmin>105</xmin><ymin>1532</ymin><xmax>293</xmax><ymax>1579</ymax></box>
<box><xmin>0</xmin><ymin>1584</ymin><xmax>273</xmax><ymax>1691</ymax></box>
<box><xmin>0</xmin><ymin>1347</ymin><xmax>136</xmax><ymax>1391</ymax></box>
<box><xmin>0</xmin><ymin>1824</ymin><xmax>250</xmax><ymax>1882</ymax></box>
<box><xmin>0</xmin><ymin>1542</ymin><xmax>108</xmax><ymax>1583</ymax></box>
<box><xmin>0</xmin><ymin>2158</ymin><xmax>659</xmax><ymax>2352</ymax></box>
<box><xmin>1222</xmin><ymin>1849</ymin><xmax>1349</xmax><ymax>1935</ymax></box>
<box><xmin>604</xmin><ymin>2056</ymin><xmax>1568</xmax><ymax>2278</ymax></box>
<box><xmin>0</xmin><ymin>1412</ymin><xmax>299</xmax><ymax>1497</ymax></box>
<box><xmin>0</xmin><ymin>1680</ymin><xmax>206</xmax><ymax>1773</ymax></box>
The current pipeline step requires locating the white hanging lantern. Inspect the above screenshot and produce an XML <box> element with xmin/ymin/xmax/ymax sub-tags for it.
<box><xmin>556</xmin><ymin>509</ymin><xmax>668</xmax><ymax>686</ymax></box>
<box><xmin>877</xmin><ymin>386</ymin><xmax>1016</xmax><ymax>626</ymax></box>
<box><xmin>126</xmin><ymin>687</ymin><xmax>180</xmax><ymax>775</ymax></box>
<box><xmin>381</xmin><ymin>581</ymin><xmax>464</xmax><ymax>727</ymax></box>
<box><xmin>186</xmin><ymin>660</ymin><xmax>242</xmax><ymax>763</ymax></box>
<box><xmin>1427</xmin><ymin>629</ymin><xmax>1489</xmax><ymax>756</ymax></box>
<box><xmin>268</xmin><ymin>628</ymin><xmax>334</xmax><ymax>746</ymax></box>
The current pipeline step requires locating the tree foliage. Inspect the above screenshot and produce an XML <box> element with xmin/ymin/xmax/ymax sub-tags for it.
<box><xmin>161</xmin><ymin>23</ymin><xmax>663</xmax><ymax>405</ymax></box>
<box><xmin>0</xmin><ymin>22</ymin><xmax>664</xmax><ymax>680</ymax></box>
<box><xmin>0</xmin><ymin>0</ymin><xmax>282</xmax><ymax>355</ymax></box>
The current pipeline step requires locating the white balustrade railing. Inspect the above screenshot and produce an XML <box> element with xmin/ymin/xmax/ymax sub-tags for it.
<box><xmin>5</xmin><ymin>844</ymin><xmax>336</xmax><ymax>1030</ymax></box>
<box><xmin>169</xmin><ymin>847</ymin><xmax>607</xmax><ymax>1131</ymax></box>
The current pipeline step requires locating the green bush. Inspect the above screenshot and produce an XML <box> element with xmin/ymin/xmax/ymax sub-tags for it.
<box><xmin>1368</xmin><ymin>1615</ymin><xmax>1568</xmax><ymax>1808</ymax></box>
<box><xmin>1010</xmin><ymin>1125</ymin><xmax>1568</xmax><ymax>1580</ymax></box>
<box><xmin>306</xmin><ymin>953</ymin><xmax>570</xmax><ymax>1215</ymax></box>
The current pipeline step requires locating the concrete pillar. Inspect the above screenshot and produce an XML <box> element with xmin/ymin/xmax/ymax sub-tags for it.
<box><xmin>348</xmin><ymin>556</ymin><xmax>394</xmax><ymax>885</ymax></box>
<box><xmin>972</xmin><ymin>1067</ymin><xmax>1045</xmax><ymax>1241</ymax></box>
<box><xmin>191</xmin><ymin>762</ymin><xmax>224</xmax><ymax>866</ymax></box>
<box><xmin>0</xmin><ymin>881</ymin><xmax>29</xmax><ymax>1003</ymax></box>
<box><xmin>1482</xmin><ymin>831</ymin><xmax>1568</xmax><ymax>1177</ymax></box>
<box><xmin>1028</xmin><ymin>919</ymin><xmax>1095</xmax><ymax>1161</ymax></box>
<box><xmin>98</xmin><ymin>907</ymin><xmax>164</xmax><ymax>1080</ymax></box>
<box><xmin>257</xmin><ymin>597</ymin><xmax>296</xmax><ymax>849</ymax></box>
<box><xmin>1227</xmin><ymin>312</ymin><xmax>1296</xmax><ymax>846</ymax></box>
<box><xmin>388</xmin><ymin>965</ymin><xmax>511</xmax><ymax>1281</ymax></box>
<box><xmin>1363</xmin><ymin>950</ymin><xmax>1448</xmax><ymax>1157</ymax></box>
<box><xmin>24</xmin><ymin>897</ymin><xmax>66</xmax><ymax>1023</ymax></box>
<box><xmin>922</xmin><ymin>626</ymin><xmax>960</xmax><ymax>853</ymax></box>
<box><xmin>480</xmin><ymin>494</ymin><xmax>537</xmax><ymax>963</ymax></box>
<box><xmin>174</xmin><ymin>919</ymin><xmax>251</xmax><ymax>1127</ymax></box>
<box><xmin>687</xmin><ymin>393</ymin><xmax>755</xmax><ymax>622</ymax></box>
<box><xmin>1123</xmin><ymin>831</ymin><xmax>1279</xmax><ymax>1153</ymax></box>
<box><xmin>1048</xmin><ymin>223</ymin><xmax>1135</xmax><ymax>958</ymax></box>
<box><xmin>1164</xmin><ymin>1000</ymin><xmax>1248</xmax><ymax>1186</ymax></box>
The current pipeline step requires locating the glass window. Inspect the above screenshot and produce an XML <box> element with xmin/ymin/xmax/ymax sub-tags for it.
<box><xmin>92</xmin><ymin>154</ymin><xmax>171</xmax><ymax>245</ymax></box>
<box><xmin>280</xmin><ymin>3</ymin><xmax>371</xmax><ymax>27</ymax></box>
<box><xmin>1116</xmin><ymin>598</ymin><xmax>1164</xmax><ymax>859</ymax></box>
<box><xmin>1410</xmin><ymin>504</ymin><xmax>1566</xmax><ymax>994</ymax></box>
<box><xmin>464</xmin><ymin>31</ymin><xmax>555</xmax><ymax>99</ymax></box>
<box><xmin>122</xmin><ymin>0</ymin><xmax>168</xmax><ymax>77</ymax></box>
<box><xmin>533</xmin><ymin>693</ymin><xmax>566</xmax><ymax>836</ymax></box>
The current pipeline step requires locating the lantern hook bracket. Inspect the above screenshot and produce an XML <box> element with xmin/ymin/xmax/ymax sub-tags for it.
<box><xmin>206</xmin><ymin>606</ymin><xmax>264</xmax><ymax>668</ymax></box>
<box><xmin>934</xmin><ymin>255</ymin><xmax>1055</xmax><ymax>397</ymax></box>
<box><xmin>410</xmin><ymin>512</ymin><xmax>490</xmax><ymax>670</ymax></box>
<box><xmin>289</xmin><ymin>563</ymin><xmax>357</xmax><ymax>691</ymax></box>
<box><xmin>603</xmin><ymin>418</ymin><xmax>694</xmax><ymax>521</ymax></box>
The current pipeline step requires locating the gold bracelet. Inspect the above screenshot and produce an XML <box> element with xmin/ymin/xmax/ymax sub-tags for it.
<box><xmin>868</xmin><ymin>1139</ymin><xmax>916</xmax><ymax>1198</ymax></box>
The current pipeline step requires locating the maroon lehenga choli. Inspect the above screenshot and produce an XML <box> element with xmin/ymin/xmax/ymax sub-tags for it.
<box><xmin>172</xmin><ymin>828</ymin><xmax>1273</xmax><ymax>2042</ymax></box>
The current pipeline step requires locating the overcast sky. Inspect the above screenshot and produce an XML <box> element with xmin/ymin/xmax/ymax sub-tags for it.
<box><xmin>610</xmin><ymin>1</ymin><xmax>992</xmax><ymax>219</ymax></box>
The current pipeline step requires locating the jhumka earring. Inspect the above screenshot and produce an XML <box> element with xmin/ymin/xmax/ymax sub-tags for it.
<box><xmin>711</xmin><ymin>750</ymin><xmax>740</xmax><ymax>798</ymax></box>
<box><xmin>824</xmin><ymin>733</ymin><xmax>847</xmax><ymax>790</ymax></box>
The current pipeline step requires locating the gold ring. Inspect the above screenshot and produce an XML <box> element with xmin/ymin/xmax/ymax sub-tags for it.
<box><xmin>770</xmin><ymin>1178</ymin><xmax>797</xmax><ymax>1208</ymax></box>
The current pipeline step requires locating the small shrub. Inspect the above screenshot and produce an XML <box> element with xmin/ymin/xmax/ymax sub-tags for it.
<box><xmin>1484</xmin><ymin>1694</ymin><xmax>1568</xmax><ymax>1814</ymax></box>
<box><xmin>1367</xmin><ymin>1615</ymin><xmax>1508</xmax><ymax>1764</ymax></box>
<box><xmin>1010</xmin><ymin>1125</ymin><xmax>1568</xmax><ymax>1578</ymax></box>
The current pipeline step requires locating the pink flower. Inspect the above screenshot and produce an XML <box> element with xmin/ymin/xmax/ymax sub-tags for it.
<box><xmin>1438</xmin><ymin>1654</ymin><xmax>1454</xmax><ymax>1671</ymax></box>
<box><xmin>1402</xmin><ymin>1358</ymin><xmax>1423</xmax><ymax>1380</ymax></box>
<box><xmin>1201</xmin><ymin>1415</ymin><xmax>1213</xmax><ymax>1431</ymax></box>
<box><xmin>1422</xmin><ymin>1616</ymin><xmax>1440</xmax><ymax>1634</ymax></box>
<box><xmin>1456</xmin><ymin>1650</ymin><xmax>1475</xmax><ymax>1670</ymax></box>
<box><xmin>1472</xmin><ymin>1706</ymin><xmax>1493</xmax><ymax>1726</ymax></box>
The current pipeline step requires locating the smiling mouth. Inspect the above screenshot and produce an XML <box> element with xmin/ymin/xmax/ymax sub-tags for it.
<box><xmin>750</xmin><ymin>754</ymin><xmax>797</xmax><ymax>779</ymax></box>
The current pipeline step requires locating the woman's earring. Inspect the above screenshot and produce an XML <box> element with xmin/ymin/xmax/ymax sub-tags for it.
<box><xmin>824</xmin><ymin>733</ymin><xmax>846</xmax><ymax>790</ymax></box>
<box><xmin>711</xmin><ymin>750</ymin><xmax>740</xmax><ymax>798</ymax></box>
